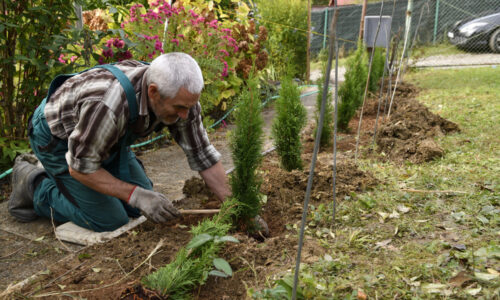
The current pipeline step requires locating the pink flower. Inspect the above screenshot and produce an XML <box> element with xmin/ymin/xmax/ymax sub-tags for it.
<box><xmin>189</xmin><ymin>9</ymin><xmax>198</xmax><ymax>18</ymax></box>
<box><xmin>177</xmin><ymin>34</ymin><xmax>185</xmax><ymax>38</ymax></box>
<box><xmin>221</xmin><ymin>61</ymin><xmax>228</xmax><ymax>77</ymax></box>
<box><xmin>98</xmin><ymin>57</ymin><xmax>104</xmax><ymax>64</ymax></box>
<box><xmin>113</xmin><ymin>39</ymin><xmax>125</xmax><ymax>48</ymax></box>
<box><xmin>221</xmin><ymin>28</ymin><xmax>231</xmax><ymax>34</ymax></box>
<box><xmin>58</xmin><ymin>54</ymin><xmax>66</xmax><ymax>64</ymax></box>
<box><xmin>208</xmin><ymin>19</ymin><xmax>218</xmax><ymax>29</ymax></box>
<box><xmin>208</xmin><ymin>32</ymin><xmax>213</xmax><ymax>36</ymax></box>
<box><xmin>123</xmin><ymin>50</ymin><xmax>132</xmax><ymax>60</ymax></box>
<box><xmin>171</xmin><ymin>38</ymin><xmax>179</xmax><ymax>46</ymax></box>
<box><xmin>102</xmin><ymin>48</ymin><xmax>114</xmax><ymax>58</ymax></box>
<box><xmin>70</xmin><ymin>56</ymin><xmax>77</xmax><ymax>62</ymax></box>
<box><xmin>219</xmin><ymin>49</ymin><xmax>229</xmax><ymax>57</ymax></box>
<box><xmin>155</xmin><ymin>40</ymin><xmax>163</xmax><ymax>51</ymax></box>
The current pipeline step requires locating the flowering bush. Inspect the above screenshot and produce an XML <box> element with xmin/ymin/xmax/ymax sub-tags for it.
<box><xmin>95</xmin><ymin>0</ymin><xmax>268</xmax><ymax>122</ymax></box>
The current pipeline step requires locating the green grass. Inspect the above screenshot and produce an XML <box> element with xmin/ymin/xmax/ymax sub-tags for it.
<box><xmin>253</xmin><ymin>67</ymin><xmax>500</xmax><ymax>299</ymax></box>
<box><xmin>411</xmin><ymin>42</ymin><xmax>468</xmax><ymax>59</ymax></box>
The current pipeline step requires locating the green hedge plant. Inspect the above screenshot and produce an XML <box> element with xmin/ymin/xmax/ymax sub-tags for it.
<box><xmin>230</xmin><ymin>77</ymin><xmax>264</xmax><ymax>230</ymax></box>
<box><xmin>338</xmin><ymin>40</ymin><xmax>368</xmax><ymax>131</ymax></box>
<box><xmin>314</xmin><ymin>63</ymin><xmax>335</xmax><ymax>148</ymax></box>
<box><xmin>272</xmin><ymin>77</ymin><xmax>307</xmax><ymax>171</ymax></box>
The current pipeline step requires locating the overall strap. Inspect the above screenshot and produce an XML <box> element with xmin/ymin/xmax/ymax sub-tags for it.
<box><xmin>94</xmin><ymin>64</ymin><xmax>138</xmax><ymax>124</ymax></box>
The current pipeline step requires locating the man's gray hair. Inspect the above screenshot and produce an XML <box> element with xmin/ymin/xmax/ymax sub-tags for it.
<box><xmin>146</xmin><ymin>53</ymin><xmax>204</xmax><ymax>99</ymax></box>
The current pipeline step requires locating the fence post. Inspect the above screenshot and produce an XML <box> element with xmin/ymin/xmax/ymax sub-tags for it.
<box><xmin>433</xmin><ymin>0</ymin><xmax>440</xmax><ymax>44</ymax></box>
<box><xmin>74</xmin><ymin>2</ymin><xmax>83</xmax><ymax>29</ymax></box>
<box><xmin>323</xmin><ymin>8</ymin><xmax>329</xmax><ymax>49</ymax></box>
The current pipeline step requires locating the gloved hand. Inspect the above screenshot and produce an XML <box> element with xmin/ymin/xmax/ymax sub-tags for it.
<box><xmin>128</xmin><ymin>186</ymin><xmax>180</xmax><ymax>222</ymax></box>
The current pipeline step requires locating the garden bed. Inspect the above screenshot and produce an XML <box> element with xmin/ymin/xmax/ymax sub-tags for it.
<box><xmin>14</xmin><ymin>81</ymin><xmax>461</xmax><ymax>299</ymax></box>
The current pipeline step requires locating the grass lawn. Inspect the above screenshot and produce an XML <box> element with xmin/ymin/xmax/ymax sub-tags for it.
<box><xmin>253</xmin><ymin>66</ymin><xmax>500</xmax><ymax>299</ymax></box>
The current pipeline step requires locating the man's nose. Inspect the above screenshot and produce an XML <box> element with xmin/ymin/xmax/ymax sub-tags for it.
<box><xmin>178</xmin><ymin>110</ymin><xmax>189</xmax><ymax>120</ymax></box>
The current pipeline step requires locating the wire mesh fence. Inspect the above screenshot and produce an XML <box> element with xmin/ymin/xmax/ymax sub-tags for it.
<box><xmin>311</xmin><ymin>0</ymin><xmax>500</xmax><ymax>55</ymax></box>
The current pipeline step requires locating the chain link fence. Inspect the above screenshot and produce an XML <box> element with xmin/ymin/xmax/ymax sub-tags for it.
<box><xmin>311</xmin><ymin>0</ymin><xmax>500</xmax><ymax>55</ymax></box>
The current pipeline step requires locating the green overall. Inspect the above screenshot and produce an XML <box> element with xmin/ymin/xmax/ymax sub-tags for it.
<box><xmin>29</xmin><ymin>65</ymin><xmax>152</xmax><ymax>232</ymax></box>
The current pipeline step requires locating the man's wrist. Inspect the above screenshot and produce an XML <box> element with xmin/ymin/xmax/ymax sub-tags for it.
<box><xmin>127</xmin><ymin>186</ymin><xmax>138</xmax><ymax>203</ymax></box>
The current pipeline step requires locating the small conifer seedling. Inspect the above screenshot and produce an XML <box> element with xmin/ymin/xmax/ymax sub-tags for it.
<box><xmin>230</xmin><ymin>77</ymin><xmax>264</xmax><ymax>229</ymax></box>
<box><xmin>272</xmin><ymin>77</ymin><xmax>307</xmax><ymax>171</ymax></box>
<box><xmin>314</xmin><ymin>64</ymin><xmax>335</xmax><ymax>148</ymax></box>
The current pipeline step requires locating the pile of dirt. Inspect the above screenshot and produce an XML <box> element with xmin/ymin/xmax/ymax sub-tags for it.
<box><xmin>375</xmin><ymin>83</ymin><xmax>459</xmax><ymax>163</ymax></box>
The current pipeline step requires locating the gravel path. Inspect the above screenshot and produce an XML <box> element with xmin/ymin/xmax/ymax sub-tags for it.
<box><xmin>411</xmin><ymin>53</ymin><xmax>500</xmax><ymax>68</ymax></box>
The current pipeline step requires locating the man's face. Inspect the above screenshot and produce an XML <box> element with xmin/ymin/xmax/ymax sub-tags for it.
<box><xmin>148</xmin><ymin>84</ymin><xmax>199</xmax><ymax>125</ymax></box>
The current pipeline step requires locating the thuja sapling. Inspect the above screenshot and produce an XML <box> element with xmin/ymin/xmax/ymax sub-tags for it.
<box><xmin>229</xmin><ymin>77</ymin><xmax>265</xmax><ymax>230</ymax></box>
<box><xmin>272</xmin><ymin>77</ymin><xmax>307</xmax><ymax>171</ymax></box>
<box><xmin>314</xmin><ymin>64</ymin><xmax>335</xmax><ymax>148</ymax></box>
<box><xmin>338</xmin><ymin>40</ymin><xmax>368</xmax><ymax>131</ymax></box>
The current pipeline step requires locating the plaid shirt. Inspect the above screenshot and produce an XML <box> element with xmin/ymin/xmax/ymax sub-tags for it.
<box><xmin>44</xmin><ymin>60</ymin><xmax>220</xmax><ymax>174</ymax></box>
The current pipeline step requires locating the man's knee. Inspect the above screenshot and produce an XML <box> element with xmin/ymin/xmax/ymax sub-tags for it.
<box><xmin>88</xmin><ymin>213</ymin><xmax>130</xmax><ymax>232</ymax></box>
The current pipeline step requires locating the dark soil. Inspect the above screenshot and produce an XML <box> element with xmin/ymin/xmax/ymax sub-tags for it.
<box><xmin>12</xmin><ymin>81</ymin><xmax>458</xmax><ymax>299</ymax></box>
<box><xmin>374</xmin><ymin>82</ymin><xmax>460</xmax><ymax>163</ymax></box>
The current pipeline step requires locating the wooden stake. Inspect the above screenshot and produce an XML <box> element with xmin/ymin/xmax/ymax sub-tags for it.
<box><xmin>179</xmin><ymin>209</ymin><xmax>220</xmax><ymax>215</ymax></box>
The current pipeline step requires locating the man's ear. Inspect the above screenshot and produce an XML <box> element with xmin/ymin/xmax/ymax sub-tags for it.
<box><xmin>148</xmin><ymin>83</ymin><xmax>159</xmax><ymax>100</ymax></box>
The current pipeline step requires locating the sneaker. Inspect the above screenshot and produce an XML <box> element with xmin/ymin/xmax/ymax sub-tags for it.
<box><xmin>8</xmin><ymin>154</ymin><xmax>46</xmax><ymax>222</ymax></box>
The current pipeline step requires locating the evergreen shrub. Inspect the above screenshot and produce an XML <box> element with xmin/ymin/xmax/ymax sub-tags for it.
<box><xmin>338</xmin><ymin>40</ymin><xmax>368</xmax><ymax>131</ymax></box>
<box><xmin>272</xmin><ymin>77</ymin><xmax>307</xmax><ymax>171</ymax></box>
<box><xmin>230</xmin><ymin>78</ymin><xmax>264</xmax><ymax>228</ymax></box>
<box><xmin>314</xmin><ymin>65</ymin><xmax>335</xmax><ymax>148</ymax></box>
<box><xmin>369</xmin><ymin>47</ymin><xmax>385</xmax><ymax>92</ymax></box>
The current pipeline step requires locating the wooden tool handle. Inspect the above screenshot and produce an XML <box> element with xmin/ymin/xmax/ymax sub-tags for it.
<box><xmin>179</xmin><ymin>209</ymin><xmax>220</xmax><ymax>215</ymax></box>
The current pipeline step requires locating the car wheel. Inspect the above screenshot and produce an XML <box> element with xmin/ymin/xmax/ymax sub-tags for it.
<box><xmin>489</xmin><ymin>28</ymin><xmax>500</xmax><ymax>53</ymax></box>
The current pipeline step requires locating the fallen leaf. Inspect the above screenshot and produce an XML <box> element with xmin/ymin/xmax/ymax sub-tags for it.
<box><xmin>465</xmin><ymin>286</ymin><xmax>481</xmax><ymax>296</ymax></box>
<box><xmin>415</xmin><ymin>219</ymin><xmax>429</xmax><ymax>223</ymax></box>
<box><xmin>375</xmin><ymin>239</ymin><xmax>392</xmax><ymax>249</ymax></box>
<box><xmin>324</xmin><ymin>254</ymin><xmax>333</xmax><ymax>262</ymax></box>
<box><xmin>452</xmin><ymin>244</ymin><xmax>466</xmax><ymax>251</ymax></box>
<box><xmin>474</xmin><ymin>272</ymin><xmax>499</xmax><ymax>281</ymax></box>
<box><xmin>397</xmin><ymin>205</ymin><xmax>410</xmax><ymax>213</ymax></box>
<box><xmin>57</xmin><ymin>284</ymin><xmax>66</xmax><ymax>290</ymax></box>
<box><xmin>448</xmin><ymin>271</ymin><xmax>472</xmax><ymax>287</ymax></box>
<box><xmin>34</xmin><ymin>236</ymin><xmax>44</xmax><ymax>242</ymax></box>
<box><xmin>357</xmin><ymin>290</ymin><xmax>367</xmax><ymax>300</ymax></box>
<box><xmin>421</xmin><ymin>283</ymin><xmax>451</xmax><ymax>295</ymax></box>
<box><xmin>487</xmin><ymin>268</ymin><xmax>499</xmax><ymax>275</ymax></box>
<box><xmin>389</xmin><ymin>210</ymin><xmax>400</xmax><ymax>219</ymax></box>
<box><xmin>92</xmin><ymin>268</ymin><xmax>101</xmax><ymax>273</ymax></box>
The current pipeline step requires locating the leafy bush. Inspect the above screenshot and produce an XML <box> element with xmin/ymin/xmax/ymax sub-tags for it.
<box><xmin>110</xmin><ymin>0</ymin><xmax>268</xmax><ymax>122</ymax></box>
<box><xmin>314</xmin><ymin>64</ymin><xmax>335</xmax><ymax>148</ymax></box>
<box><xmin>0</xmin><ymin>1</ymin><xmax>107</xmax><ymax>170</ymax></box>
<box><xmin>338</xmin><ymin>40</ymin><xmax>368</xmax><ymax>131</ymax></box>
<box><xmin>369</xmin><ymin>47</ymin><xmax>385</xmax><ymax>92</ymax></box>
<box><xmin>272</xmin><ymin>77</ymin><xmax>307</xmax><ymax>171</ymax></box>
<box><xmin>254</xmin><ymin>0</ymin><xmax>307</xmax><ymax>80</ymax></box>
<box><xmin>230</xmin><ymin>77</ymin><xmax>264</xmax><ymax>228</ymax></box>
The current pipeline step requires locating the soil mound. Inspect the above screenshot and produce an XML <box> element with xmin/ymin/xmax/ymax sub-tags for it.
<box><xmin>375</xmin><ymin>83</ymin><xmax>459</xmax><ymax>163</ymax></box>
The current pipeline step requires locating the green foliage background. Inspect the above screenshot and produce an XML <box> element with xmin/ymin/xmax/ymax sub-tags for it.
<box><xmin>272</xmin><ymin>77</ymin><xmax>307</xmax><ymax>171</ymax></box>
<box><xmin>254</xmin><ymin>0</ymin><xmax>308</xmax><ymax>80</ymax></box>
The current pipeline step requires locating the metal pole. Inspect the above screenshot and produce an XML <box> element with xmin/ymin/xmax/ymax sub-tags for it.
<box><xmin>359</xmin><ymin>0</ymin><xmax>368</xmax><ymax>40</ymax></box>
<box><xmin>354</xmin><ymin>0</ymin><xmax>384</xmax><ymax>163</ymax></box>
<box><xmin>388</xmin><ymin>0</ymin><xmax>413</xmax><ymax>118</ymax></box>
<box><xmin>433</xmin><ymin>0</ymin><xmax>440</xmax><ymax>44</ymax></box>
<box><xmin>323</xmin><ymin>8</ymin><xmax>329</xmax><ymax>49</ymax></box>
<box><xmin>331</xmin><ymin>1</ymin><xmax>339</xmax><ymax>227</ymax></box>
<box><xmin>291</xmin><ymin>1</ymin><xmax>338</xmax><ymax>298</ymax></box>
<box><xmin>74</xmin><ymin>3</ymin><xmax>83</xmax><ymax>30</ymax></box>
<box><xmin>307</xmin><ymin>0</ymin><xmax>312</xmax><ymax>82</ymax></box>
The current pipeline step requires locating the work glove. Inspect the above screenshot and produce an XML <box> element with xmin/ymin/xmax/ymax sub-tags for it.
<box><xmin>128</xmin><ymin>186</ymin><xmax>180</xmax><ymax>222</ymax></box>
